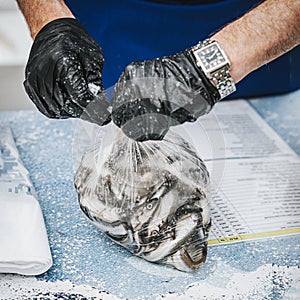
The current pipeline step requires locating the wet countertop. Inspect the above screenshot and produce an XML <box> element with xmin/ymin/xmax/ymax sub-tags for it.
<box><xmin>0</xmin><ymin>89</ymin><xmax>299</xmax><ymax>299</ymax></box>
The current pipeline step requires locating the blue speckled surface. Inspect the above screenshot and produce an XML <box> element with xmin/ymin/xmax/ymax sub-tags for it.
<box><xmin>0</xmin><ymin>89</ymin><xmax>299</xmax><ymax>299</ymax></box>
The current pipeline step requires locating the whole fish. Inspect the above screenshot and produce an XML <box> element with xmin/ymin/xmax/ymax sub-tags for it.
<box><xmin>74</xmin><ymin>126</ymin><xmax>211</xmax><ymax>272</ymax></box>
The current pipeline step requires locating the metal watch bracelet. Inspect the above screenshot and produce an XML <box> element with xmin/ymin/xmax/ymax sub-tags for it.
<box><xmin>191</xmin><ymin>39</ymin><xmax>236</xmax><ymax>100</ymax></box>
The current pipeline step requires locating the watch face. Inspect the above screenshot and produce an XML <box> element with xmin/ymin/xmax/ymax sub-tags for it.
<box><xmin>194</xmin><ymin>42</ymin><xmax>229</xmax><ymax>74</ymax></box>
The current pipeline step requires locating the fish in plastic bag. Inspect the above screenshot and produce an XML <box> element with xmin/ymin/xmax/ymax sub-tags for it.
<box><xmin>74</xmin><ymin>124</ymin><xmax>211</xmax><ymax>272</ymax></box>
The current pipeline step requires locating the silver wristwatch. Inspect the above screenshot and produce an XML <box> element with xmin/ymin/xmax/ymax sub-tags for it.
<box><xmin>191</xmin><ymin>39</ymin><xmax>236</xmax><ymax>100</ymax></box>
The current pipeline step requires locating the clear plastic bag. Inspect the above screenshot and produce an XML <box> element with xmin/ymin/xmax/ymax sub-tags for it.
<box><xmin>74</xmin><ymin>124</ymin><xmax>211</xmax><ymax>272</ymax></box>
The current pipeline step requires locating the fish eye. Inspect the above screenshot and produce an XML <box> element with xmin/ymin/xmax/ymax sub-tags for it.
<box><xmin>115</xmin><ymin>207</ymin><xmax>122</xmax><ymax>214</ymax></box>
<box><xmin>151</xmin><ymin>230</ymin><xmax>158</xmax><ymax>236</ymax></box>
<box><xmin>146</xmin><ymin>197</ymin><xmax>159</xmax><ymax>210</ymax></box>
<box><xmin>146</xmin><ymin>203</ymin><xmax>153</xmax><ymax>210</ymax></box>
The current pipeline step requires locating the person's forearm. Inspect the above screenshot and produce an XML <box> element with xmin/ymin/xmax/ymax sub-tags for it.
<box><xmin>211</xmin><ymin>0</ymin><xmax>300</xmax><ymax>83</ymax></box>
<box><xmin>17</xmin><ymin>0</ymin><xmax>74</xmax><ymax>39</ymax></box>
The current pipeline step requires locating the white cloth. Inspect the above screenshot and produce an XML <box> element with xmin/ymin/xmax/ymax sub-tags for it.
<box><xmin>0</xmin><ymin>126</ymin><xmax>52</xmax><ymax>275</ymax></box>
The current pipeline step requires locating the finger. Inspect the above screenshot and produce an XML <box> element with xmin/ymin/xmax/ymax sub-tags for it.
<box><xmin>121</xmin><ymin>113</ymin><xmax>170</xmax><ymax>142</ymax></box>
<box><xmin>24</xmin><ymin>59</ymin><xmax>64</xmax><ymax>118</ymax></box>
<box><xmin>58</xmin><ymin>58</ymin><xmax>111</xmax><ymax>125</ymax></box>
<box><xmin>78</xmin><ymin>51</ymin><xmax>104</xmax><ymax>89</ymax></box>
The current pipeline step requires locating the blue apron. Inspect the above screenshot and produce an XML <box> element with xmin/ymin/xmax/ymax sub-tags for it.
<box><xmin>65</xmin><ymin>0</ymin><xmax>300</xmax><ymax>99</ymax></box>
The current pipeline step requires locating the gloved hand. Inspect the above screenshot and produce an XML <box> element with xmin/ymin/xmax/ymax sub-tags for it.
<box><xmin>112</xmin><ymin>49</ymin><xmax>220</xmax><ymax>142</ymax></box>
<box><xmin>24</xmin><ymin>18</ymin><xmax>111</xmax><ymax>126</ymax></box>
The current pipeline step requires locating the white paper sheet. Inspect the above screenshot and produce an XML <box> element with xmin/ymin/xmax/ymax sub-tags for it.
<box><xmin>174</xmin><ymin>100</ymin><xmax>300</xmax><ymax>245</ymax></box>
<box><xmin>0</xmin><ymin>126</ymin><xmax>52</xmax><ymax>275</ymax></box>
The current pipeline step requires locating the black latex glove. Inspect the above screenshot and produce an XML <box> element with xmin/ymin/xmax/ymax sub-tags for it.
<box><xmin>112</xmin><ymin>49</ymin><xmax>220</xmax><ymax>141</ymax></box>
<box><xmin>24</xmin><ymin>18</ymin><xmax>111</xmax><ymax>126</ymax></box>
